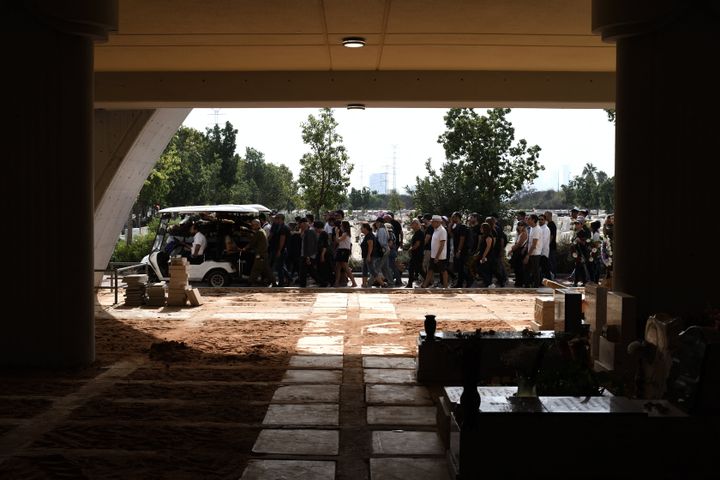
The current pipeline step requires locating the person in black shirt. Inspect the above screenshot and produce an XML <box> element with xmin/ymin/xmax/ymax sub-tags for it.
<box><xmin>406</xmin><ymin>219</ymin><xmax>425</xmax><ymax>288</ymax></box>
<box><xmin>422</xmin><ymin>213</ymin><xmax>434</xmax><ymax>278</ymax></box>
<box><xmin>466</xmin><ymin>213</ymin><xmax>482</xmax><ymax>285</ymax></box>
<box><xmin>571</xmin><ymin>219</ymin><xmax>590</xmax><ymax>286</ymax></box>
<box><xmin>488</xmin><ymin>215</ymin><xmax>507</xmax><ymax>287</ymax></box>
<box><xmin>286</xmin><ymin>223</ymin><xmax>302</xmax><ymax>284</ymax></box>
<box><xmin>359</xmin><ymin>223</ymin><xmax>378</xmax><ymax>287</ymax></box>
<box><xmin>314</xmin><ymin>221</ymin><xmax>330</xmax><ymax>287</ymax></box>
<box><xmin>450</xmin><ymin>212</ymin><xmax>469</xmax><ymax>288</ymax></box>
<box><xmin>271</xmin><ymin>214</ymin><xmax>291</xmax><ymax>286</ymax></box>
<box><xmin>386</xmin><ymin>212</ymin><xmax>404</xmax><ymax>249</ymax></box>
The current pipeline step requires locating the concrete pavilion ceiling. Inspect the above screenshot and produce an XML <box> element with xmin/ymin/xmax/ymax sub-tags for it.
<box><xmin>96</xmin><ymin>0</ymin><xmax>614</xmax><ymax>72</ymax></box>
<box><xmin>94</xmin><ymin>0</ymin><xmax>615</xmax><ymax>108</ymax></box>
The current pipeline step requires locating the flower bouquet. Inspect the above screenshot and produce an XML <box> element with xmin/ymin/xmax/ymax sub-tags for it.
<box><xmin>600</xmin><ymin>235</ymin><xmax>613</xmax><ymax>267</ymax></box>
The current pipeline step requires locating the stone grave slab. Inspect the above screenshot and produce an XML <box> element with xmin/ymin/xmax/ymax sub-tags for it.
<box><xmin>364</xmin><ymin>369</ymin><xmax>415</xmax><ymax>384</ymax></box>
<box><xmin>361</xmin><ymin>345</ymin><xmax>411</xmax><ymax>355</ymax></box>
<box><xmin>366</xmin><ymin>385</ymin><xmax>433</xmax><ymax>405</ymax></box>
<box><xmin>363</xmin><ymin>356</ymin><xmax>416</xmax><ymax>369</ymax></box>
<box><xmin>584</xmin><ymin>283</ymin><xmax>608</xmax><ymax>360</ymax></box>
<box><xmin>541</xmin><ymin>396</ymin><xmax>645</xmax><ymax>414</ymax></box>
<box><xmin>282</xmin><ymin>369</ymin><xmax>343</xmax><ymax>384</ymax></box>
<box><xmin>241</xmin><ymin>459</ymin><xmax>335</xmax><ymax>480</ymax></box>
<box><xmin>367</xmin><ymin>406</ymin><xmax>436</xmax><ymax>426</ymax></box>
<box><xmin>263</xmin><ymin>404</ymin><xmax>339</xmax><ymax>426</ymax></box>
<box><xmin>289</xmin><ymin>355</ymin><xmax>344</xmax><ymax>369</ymax></box>
<box><xmin>271</xmin><ymin>385</ymin><xmax>340</xmax><ymax>404</ymax></box>
<box><xmin>443</xmin><ymin>386</ymin><xmax>518</xmax><ymax>404</ymax></box>
<box><xmin>370</xmin><ymin>458</ymin><xmax>448</xmax><ymax>480</ymax></box>
<box><xmin>372</xmin><ymin>431</ymin><xmax>444</xmax><ymax>455</ymax></box>
<box><xmin>252</xmin><ymin>429</ymin><xmax>339</xmax><ymax>455</ymax></box>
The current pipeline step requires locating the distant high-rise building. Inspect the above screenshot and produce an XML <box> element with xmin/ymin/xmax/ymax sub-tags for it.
<box><xmin>561</xmin><ymin>164</ymin><xmax>572</xmax><ymax>186</ymax></box>
<box><xmin>369</xmin><ymin>172</ymin><xmax>388</xmax><ymax>194</ymax></box>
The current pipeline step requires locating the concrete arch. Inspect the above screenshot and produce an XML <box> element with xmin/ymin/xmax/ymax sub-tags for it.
<box><xmin>94</xmin><ymin>108</ymin><xmax>191</xmax><ymax>285</ymax></box>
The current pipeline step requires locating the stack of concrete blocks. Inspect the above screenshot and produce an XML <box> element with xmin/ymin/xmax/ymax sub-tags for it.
<box><xmin>584</xmin><ymin>284</ymin><xmax>608</xmax><ymax>362</ymax></box>
<box><xmin>123</xmin><ymin>274</ymin><xmax>148</xmax><ymax>306</ymax></box>
<box><xmin>531</xmin><ymin>296</ymin><xmax>555</xmax><ymax>331</ymax></box>
<box><xmin>167</xmin><ymin>257</ymin><xmax>190</xmax><ymax>306</ymax></box>
<box><xmin>146</xmin><ymin>282</ymin><xmax>167</xmax><ymax>307</ymax></box>
<box><xmin>595</xmin><ymin>292</ymin><xmax>636</xmax><ymax>376</ymax></box>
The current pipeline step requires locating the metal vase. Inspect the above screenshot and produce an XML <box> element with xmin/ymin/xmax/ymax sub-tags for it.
<box><xmin>424</xmin><ymin>314</ymin><xmax>437</xmax><ymax>340</ymax></box>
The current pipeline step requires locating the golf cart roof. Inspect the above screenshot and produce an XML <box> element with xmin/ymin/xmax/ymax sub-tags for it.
<box><xmin>158</xmin><ymin>204</ymin><xmax>271</xmax><ymax>215</ymax></box>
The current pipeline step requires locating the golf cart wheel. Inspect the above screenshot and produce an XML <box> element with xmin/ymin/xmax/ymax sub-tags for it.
<box><xmin>206</xmin><ymin>269</ymin><xmax>230</xmax><ymax>287</ymax></box>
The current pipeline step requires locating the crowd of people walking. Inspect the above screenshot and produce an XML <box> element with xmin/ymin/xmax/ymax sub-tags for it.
<box><xmin>240</xmin><ymin>207</ymin><xmax>612</xmax><ymax>289</ymax></box>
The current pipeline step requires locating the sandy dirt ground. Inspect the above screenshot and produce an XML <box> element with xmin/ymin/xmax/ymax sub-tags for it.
<box><xmin>0</xmin><ymin>288</ymin><xmax>537</xmax><ymax>479</ymax></box>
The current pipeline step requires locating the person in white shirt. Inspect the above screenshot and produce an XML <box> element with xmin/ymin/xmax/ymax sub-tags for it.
<box><xmin>187</xmin><ymin>222</ymin><xmax>207</xmax><ymax>265</ymax></box>
<box><xmin>422</xmin><ymin>215</ymin><xmax>449</xmax><ymax>288</ymax></box>
<box><xmin>524</xmin><ymin>214</ymin><xmax>542</xmax><ymax>287</ymax></box>
<box><xmin>538</xmin><ymin>214</ymin><xmax>551</xmax><ymax>280</ymax></box>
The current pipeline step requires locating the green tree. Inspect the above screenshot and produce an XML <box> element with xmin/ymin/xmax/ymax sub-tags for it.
<box><xmin>234</xmin><ymin>147</ymin><xmax>299</xmax><ymax>211</ymax></box>
<box><xmin>388</xmin><ymin>190</ymin><xmax>403</xmax><ymax>213</ymax></box>
<box><xmin>202</xmin><ymin>121</ymin><xmax>241</xmax><ymax>203</ymax></box>
<box><xmin>298</xmin><ymin>108</ymin><xmax>354</xmax><ymax>216</ymax></box>
<box><xmin>205</xmin><ymin>122</ymin><xmax>239</xmax><ymax>189</ymax></box>
<box><xmin>604</xmin><ymin>109</ymin><xmax>616</xmax><ymax>124</ymax></box>
<box><xmin>508</xmin><ymin>188</ymin><xmax>567</xmax><ymax>210</ymax></box>
<box><xmin>164</xmin><ymin>126</ymin><xmax>209</xmax><ymax>206</ymax></box>
<box><xmin>135</xmin><ymin>143</ymin><xmax>181</xmax><ymax>223</ymax></box>
<box><xmin>410</xmin><ymin>108</ymin><xmax>543</xmax><ymax>215</ymax></box>
<box><xmin>561</xmin><ymin>162</ymin><xmax>614</xmax><ymax>211</ymax></box>
<box><xmin>265</xmin><ymin>163</ymin><xmax>300</xmax><ymax>211</ymax></box>
<box><xmin>348</xmin><ymin>187</ymin><xmax>373</xmax><ymax>210</ymax></box>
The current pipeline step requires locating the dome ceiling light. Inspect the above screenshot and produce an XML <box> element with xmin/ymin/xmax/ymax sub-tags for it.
<box><xmin>342</xmin><ymin>37</ymin><xmax>366</xmax><ymax>48</ymax></box>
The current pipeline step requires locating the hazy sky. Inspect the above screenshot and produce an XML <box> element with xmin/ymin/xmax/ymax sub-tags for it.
<box><xmin>182</xmin><ymin>108</ymin><xmax>615</xmax><ymax>193</ymax></box>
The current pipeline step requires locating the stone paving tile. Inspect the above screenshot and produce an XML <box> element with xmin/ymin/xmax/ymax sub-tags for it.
<box><xmin>365</xmin><ymin>385</ymin><xmax>433</xmax><ymax>405</ymax></box>
<box><xmin>361</xmin><ymin>345</ymin><xmax>412</xmax><ymax>355</ymax></box>
<box><xmin>369</xmin><ymin>458</ymin><xmax>449</xmax><ymax>480</ymax></box>
<box><xmin>362</xmin><ymin>356</ymin><xmax>416</xmax><ymax>369</ymax></box>
<box><xmin>271</xmin><ymin>385</ymin><xmax>340</xmax><ymax>404</ymax></box>
<box><xmin>366</xmin><ymin>406</ymin><xmax>437</xmax><ymax>426</ymax></box>
<box><xmin>364</xmin><ymin>369</ymin><xmax>415</xmax><ymax>384</ymax></box>
<box><xmin>297</xmin><ymin>335</ymin><xmax>345</xmax><ymax>355</ymax></box>
<box><xmin>289</xmin><ymin>355</ymin><xmax>344</xmax><ymax>369</ymax></box>
<box><xmin>241</xmin><ymin>459</ymin><xmax>335</xmax><ymax>480</ymax></box>
<box><xmin>211</xmin><ymin>312</ymin><xmax>303</xmax><ymax>320</ymax></box>
<box><xmin>297</xmin><ymin>335</ymin><xmax>344</xmax><ymax>346</ymax></box>
<box><xmin>371</xmin><ymin>431</ymin><xmax>444</xmax><ymax>455</ymax></box>
<box><xmin>263</xmin><ymin>404</ymin><xmax>339</xmax><ymax>426</ymax></box>
<box><xmin>365</xmin><ymin>324</ymin><xmax>403</xmax><ymax>334</ymax></box>
<box><xmin>297</xmin><ymin>344</ymin><xmax>344</xmax><ymax>355</ymax></box>
<box><xmin>282</xmin><ymin>369</ymin><xmax>343</xmax><ymax>384</ymax></box>
<box><xmin>360</xmin><ymin>313</ymin><xmax>398</xmax><ymax>320</ymax></box>
<box><xmin>252</xmin><ymin>429</ymin><xmax>339</xmax><ymax>455</ymax></box>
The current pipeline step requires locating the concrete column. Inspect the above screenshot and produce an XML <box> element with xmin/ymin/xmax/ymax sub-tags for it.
<box><xmin>593</xmin><ymin>1</ymin><xmax>720</xmax><ymax>334</ymax></box>
<box><xmin>2</xmin><ymin>2</ymin><xmax>116</xmax><ymax>367</ymax></box>
<box><xmin>94</xmin><ymin>108</ymin><xmax>191</xmax><ymax>285</ymax></box>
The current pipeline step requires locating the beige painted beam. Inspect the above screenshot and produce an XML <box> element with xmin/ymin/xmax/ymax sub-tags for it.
<box><xmin>95</xmin><ymin>70</ymin><xmax>615</xmax><ymax>109</ymax></box>
<box><xmin>94</xmin><ymin>108</ymin><xmax>191</xmax><ymax>285</ymax></box>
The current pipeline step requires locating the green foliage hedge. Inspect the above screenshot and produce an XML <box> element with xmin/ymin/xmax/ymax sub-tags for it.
<box><xmin>111</xmin><ymin>232</ymin><xmax>155</xmax><ymax>263</ymax></box>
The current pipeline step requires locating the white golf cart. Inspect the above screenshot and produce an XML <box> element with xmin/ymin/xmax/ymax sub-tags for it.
<box><xmin>142</xmin><ymin>204</ymin><xmax>271</xmax><ymax>287</ymax></box>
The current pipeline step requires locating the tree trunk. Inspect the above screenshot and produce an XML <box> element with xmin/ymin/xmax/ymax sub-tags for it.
<box><xmin>126</xmin><ymin>211</ymin><xmax>133</xmax><ymax>245</ymax></box>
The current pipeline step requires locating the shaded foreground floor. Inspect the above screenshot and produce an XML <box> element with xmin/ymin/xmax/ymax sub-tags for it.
<box><xmin>0</xmin><ymin>289</ymin><xmax>536</xmax><ymax>479</ymax></box>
